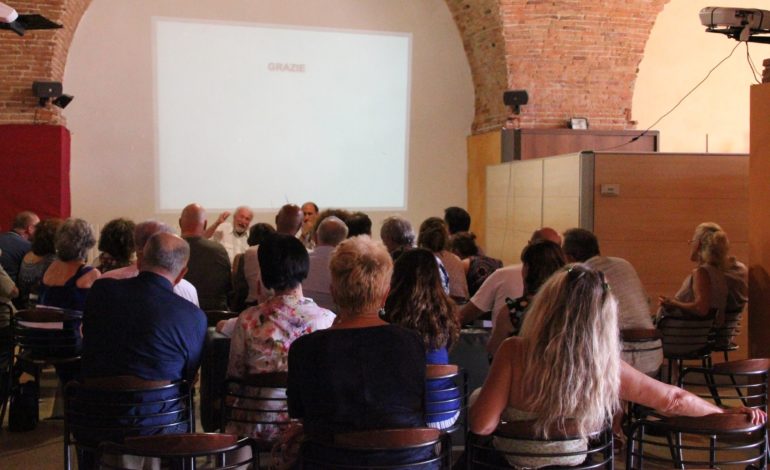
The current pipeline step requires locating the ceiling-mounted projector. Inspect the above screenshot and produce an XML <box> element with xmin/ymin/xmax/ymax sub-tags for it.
<box><xmin>700</xmin><ymin>7</ymin><xmax>770</xmax><ymax>43</ymax></box>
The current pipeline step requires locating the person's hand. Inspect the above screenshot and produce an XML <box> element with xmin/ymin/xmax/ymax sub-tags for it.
<box><xmin>216</xmin><ymin>211</ymin><xmax>231</xmax><ymax>225</ymax></box>
<box><xmin>723</xmin><ymin>406</ymin><xmax>767</xmax><ymax>426</ymax></box>
<box><xmin>658</xmin><ymin>295</ymin><xmax>674</xmax><ymax>307</ymax></box>
<box><xmin>216</xmin><ymin>319</ymin><xmax>226</xmax><ymax>333</ymax></box>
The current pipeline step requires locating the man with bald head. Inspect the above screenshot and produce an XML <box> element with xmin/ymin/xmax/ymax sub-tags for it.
<box><xmin>243</xmin><ymin>204</ymin><xmax>305</xmax><ymax>306</ymax></box>
<box><xmin>102</xmin><ymin>220</ymin><xmax>199</xmax><ymax>306</ymax></box>
<box><xmin>302</xmin><ymin>216</ymin><xmax>348</xmax><ymax>310</ymax></box>
<box><xmin>180</xmin><ymin>203</ymin><xmax>231</xmax><ymax>310</ymax></box>
<box><xmin>82</xmin><ymin>232</ymin><xmax>207</xmax><ymax>384</ymax></box>
<box><xmin>204</xmin><ymin>206</ymin><xmax>254</xmax><ymax>262</ymax></box>
<box><xmin>459</xmin><ymin>227</ymin><xmax>562</xmax><ymax>325</ymax></box>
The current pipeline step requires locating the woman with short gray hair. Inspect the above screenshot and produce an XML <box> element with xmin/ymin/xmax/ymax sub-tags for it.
<box><xmin>39</xmin><ymin>218</ymin><xmax>100</xmax><ymax>311</ymax></box>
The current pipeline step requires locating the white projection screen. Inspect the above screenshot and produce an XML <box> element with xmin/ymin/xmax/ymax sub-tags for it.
<box><xmin>153</xmin><ymin>18</ymin><xmax>412</xmax><ymax>212</ymax></box>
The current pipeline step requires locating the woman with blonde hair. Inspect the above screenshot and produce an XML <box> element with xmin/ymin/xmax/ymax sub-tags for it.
<box><xmin>658</xmin><ymin>222</ymin><xmax>731</xmax><ymax>323</ymax></box>
<box><xmin>470</xmin><ymin>264</ymin><xmax>763</xmax><ymax>468</ymax></box>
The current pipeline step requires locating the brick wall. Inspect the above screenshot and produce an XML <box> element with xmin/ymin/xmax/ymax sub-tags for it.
<box><xmin>0</xmin><ymin>0</ymin><xmax>90</xmax><ymax>126</ymax></box>
<box><xmin>1</xmin><ymin>0</ymin><xmax>667</xmax><ymax>133</ymax></box>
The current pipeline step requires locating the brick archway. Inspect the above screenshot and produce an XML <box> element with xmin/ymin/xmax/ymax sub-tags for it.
<box><xmin>0</xmin><ymin>0</ymin><xmax>669</xmax><ymax>132</ymax></box>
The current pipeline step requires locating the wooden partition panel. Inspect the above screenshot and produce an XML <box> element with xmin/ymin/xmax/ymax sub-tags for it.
<box><xmin>467</xmin><ymin>131</ymin><xmax>501</xmax><ymax>251</ymax></box>
<box><xmin>593</xmin><ymin>152</ymin><xmax>749</xmax><ymax>359</ymax></box>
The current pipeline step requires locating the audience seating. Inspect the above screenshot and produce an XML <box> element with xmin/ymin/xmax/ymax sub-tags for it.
<box><xmin>63</xmin><ymin>379</ymin><xmax>193</xmax><ymax>470</ymax></box>
<box><xmin>625</xmin><ymin>413</ymin><xmax>766</xmax><ymax>469</ymax></box>
<box><xmin>203</xmin><ymin>310</ymin><xmax>238</xmax><ymax>328</ymax></box>
<box><xmin>300</xmin><ymin>427</ymin><xmax>451</xmax><ymax>469</ymax></box>
<box><xmin>220</xmin><ymin>371</ymin><xmax>290</xmax><ymax>468</ymax></box>
<box><xmin>466</xmin><ymin>420</ymin><xmax>613</xmax><ymax>469</ymax></box>
<box><xmin>620</xmin><ymin>328</ymin><xmax>663</xmax><ymax>378</ymax></box>
<box><xmin>709</xmin><ymin>309</ymin><xmax>742</xmax><ymax>362</ymax></box>
<box><xmin>0</xmin><ymin>302</ymin><xmax>13</xmax><ymax>429</ymax></box>
<box><xmin>679</xmin><ymin>358</ymin><xmax>770</xmax><ymax>410</ymax></box>
<box><xmin>425</xmin><ymin>364</ymin><xmax>467</xmax><ymax>438</ymax></box>
<box><xmin>97</xmin><ymin>433</ymin><xmax>258</xmax><ymax>469</ymax></box>
<box><xmin>657</xmin><ymin>308</ymin><xmax>717</xmax><ymax>383</ymax></box>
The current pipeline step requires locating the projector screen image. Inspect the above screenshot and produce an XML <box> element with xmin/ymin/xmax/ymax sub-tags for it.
<box><xmin>154</xmin><ymin>18</ymin><xmax>411</xmax><ymax>211</ymax></box>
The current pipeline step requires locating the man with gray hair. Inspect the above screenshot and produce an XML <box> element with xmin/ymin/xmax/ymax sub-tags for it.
<box><xmin>302</xmin><ymin>216</ymin><xmax>348</xmax><ymax>310</ymax></box>
<box><xmin>380</xmin><ymin>216</ymin><xmax>415</xmax><ymax>261</ymax></box>
<box><xmin>204</xmin><ymin>205</ymin><xmax>254</xmax><ymax>261</ymax></box>
<box><xmin>82</xmin><ymin>232</ymin><xmax>207</xmax><ymax>384</ymax></box>
<box><xmin>102</xmin><ymin>220</ymin><xmax>199</xmax><ymax>306</ymax></box>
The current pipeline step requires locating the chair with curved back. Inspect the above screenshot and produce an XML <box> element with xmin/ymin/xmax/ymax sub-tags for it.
<box><xmin>64</xmin><ymin>378</ymin><xmax>193</xmax><ymax>470</ymax></box>
<box><xmin>220</xmin><ymin>371</ymin><xmax>290</xmax><ymax>467</ymax></box>
<box><xmin>466</xmin><ymin>420</ymin><xmax>614</xmax><ymax>469</ymax></box>
<box><xmin>621</xmin><ymin>328</ymin><xmax>663</xmax><ymax>379</ymax></box>
<box><xmin>709</xmin><ymin>308</ymin><xmax>742</xmax><ymax>362</ymax></box>
<box><xmin>97</xmin><ymin>433</ymin><xmax>259</xmax><ymax>470</ymax></box>
<box><xmin>425</xmin><ymin>364</ymin><xmax>467</xmax><ymax>439</ymax></box>
<box><xmin>625</xmin><ymin>413</ymin><xmax>767</xmax><ymax>469</ymax></box>
<box><xmin>300</xmin><ymin>427</ymin><xmax>452</xmax><ymax>469</ymax></box>
<box><xmin>657</xmin><ymin>308</ymin><xmax>717</xmax><ymax>383</ymax></box>
<box><xmin>679</xmin><ymin>358</ymin><xmax>770</xmax><ymax>410</ymax></box>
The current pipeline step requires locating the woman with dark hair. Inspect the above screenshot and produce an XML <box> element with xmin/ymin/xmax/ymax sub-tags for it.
<box><xmin>384</xmin><ymin>248</ymin><xmax>461</xmax><ymax>430</ymax></box>
<box><xmin>94</xmin><ymin>218</ymin><xmax>136</xmax><ymax>273</ymax></box>
<box><xmin>17</xmin><ymin>218</ymin><xmax>63</xmax><ymax>309</ymax></box>
<box><xmin>450</xmin><ymin>231</ymin><xmax>503</xmax><ymax>296</ymax></box>
<box><xmin>229</xmin><ymin>223</ymin><xmax>276</xmax><ymax>312</ymax></box>
<box><xmin>418</xmin><ymin>217</ymin><xmax>468</xmax><ymax>302</ymax></box>
<box><xmin>487</xmin><ymin>240</ymin><xmax>566</xmax><ymax>355</ymax></box>
<box><xmin>226</xmin><ymin>233</ymin><xmax>335</xmax><ymax>440</ymax></box>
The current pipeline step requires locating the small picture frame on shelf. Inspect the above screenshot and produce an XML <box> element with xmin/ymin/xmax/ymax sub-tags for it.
<box><xmin>570</xmin><ymin>117</ymin><xmax>589</xmax><ymax>130</ymax></box>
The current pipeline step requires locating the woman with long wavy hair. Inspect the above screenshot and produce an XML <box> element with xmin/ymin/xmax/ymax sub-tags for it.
<box><xmin>384</xmin><ymin>248</ymin><xmax>461</xmax><ymax>429</ymax></box>
<box><xmin>470</xmin><ymin>264</ymin><xmax>764</xmax><ymax>468</ymax></box>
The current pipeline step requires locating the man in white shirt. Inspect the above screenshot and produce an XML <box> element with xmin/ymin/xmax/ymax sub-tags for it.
<box><xmin>102</xmin><ymin>220</ymin><xmax>199</xmax><ymax>306</ymax></box>
<box><xmin>458</xmin><ymin>227</ymin><xmax>561</xmax><ymax>325</ymax></box>
<box><xmin>205</xmin><ymin>206</ymin><xmax>254</xmax><ymax>261</ymax></box>
<box><xmin>302</xmin><ymin>216</ymin><xmax>347</xmax><ymax>310</ymax></box>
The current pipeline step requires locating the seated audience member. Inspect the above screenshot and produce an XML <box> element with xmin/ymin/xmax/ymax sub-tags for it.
<box><xmin>243</xmin><ymin>204</ymin><xmax>303</xmax><ymax>306</ymax></box>
<box><xmin>486</xmin><ymin>240</ymin><xmax>565</xmax><ymax>355</ymax></box>
<box><xmin>101</xmin><ymin>221</ymin><xmax>199</xmax><ymax>306</ymax></box>
<box><xmin>450</xmin><ymin>232</ymin><xmax>502</xmax><ymax>296</ymax></box>
<box><xmin>380</xmin><ymin>216</ymin><xmax>415</xmax><ymax>261</ymax></box>
<box><xmin>346</xmin><ymin>211</ymin><xmax>372</xmax><ymax>237</ymax></box>
<box><xmin>17</xmin><ymin>218</ymin><xmax>62</xmax><ymax>309</ymax></box>
<box><xmin>39</xmin><ymin>218</ymin><xmax>100</xmax><ymax>311</ymax></box>
<box><xmin>383</xmin><ymin>248</ymin><xmax>461</xmax><ymax>430</ymax></box>
<box><xmin>226</xmin><ymin>234</ymin><xmax>334</xmax><ymax>440</ymax></box>
<box><xmin>418</xmin><ymin>217</ymin><xmax>468</xmax><ymax>302</ymax></box>
<box><xmin>94</xmin><ymin>217</ymin><xmax>135</xmax><ymax>273</ymax></box>
<box><xmin>0</xmin><ymin>264</ymin><xmax>17</xmax><ymax>325</ymax></box>
<box><xmin>205</xmin><ymin>206</ymin><xmax>254</xmax><ymax>261</ymax></box>
<box><xmin>302</xmin><ymin>216</ymin><xmax>347</xmax><ymax>310</ymax></box>
<box><xmin>563</xmin><ymin>228</ymin><xmax>661</xmax><ymax>375</ymax></box>
<box><xmin>299</xmin><ymin>201</ymin><xmax>320</xmax><ymax>250</ymax></box>
<box><xmin>179</xmin><ymin>203</ymin><xmax>231</xmax><ymax>311</ymax></box>
<box><xmin>470</xmin><ymin>264</ymin><xmax>765</xmax><ymax>469</ymax></box>
<box><xmin>658</xmin><ymin>222</ymin><xmax>735</xmax><ymax>325</ymax></box>
<box><xmin>288</xmin><ymin>236</ymin><xmax>428</xmax><ymax>466</ymax></box>
<box><xmin>459</xmin><ymin>227</ymin><xmax>561</xmax><ymax>325</ymax></box>
<box><xmin>0</xmin><ymin>211</ymin><xmax>39</xmax><ymax>283</ymax></box>
<box><xmin>78</xmin><ymin>232</ymin><xmax>206</xmax><ymax>457</ymax></box>
<box><xmin>444</xmin><ymin>206</ymin><xmax>471</xmax><ymax>235</ymax></box>
<box><xmin>230</xmin><ymin>223</ymin><xmax>275</xmax><ymax>312</ymax></box>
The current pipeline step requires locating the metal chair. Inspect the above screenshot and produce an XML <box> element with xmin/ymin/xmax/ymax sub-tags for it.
<box><xmin>220</xmin><ymin>372</ymin><xmax>290</xmax><ymax>467</ymax></box>
<box><xmin>466</xmin><ymin>420</ymin><xmax>613</xmax><ymax>469</ymax></box>
<box><xmin>300</xmin><ymin>427</ymin><xmax>452</xmax><ymax>469</ymax></box>
<box><xmin>620</xmin><ymin>328</ymin><xmax>663</xmax><ymax>378</ymax></box>
<box><xmin>625</xmin><ymin>413</ymin><xmax>767</xmax><ymax>469</ymax></box>
<box><xmin>97</xmin><ymin>433</ymin><xmax>258</xmax><ymax>470</ymax></box>
<box><xmin>657</xmin><ymin>308</ymin><xmax>717</xmax><ymax>383</ymax></box>
<box><xmin>679</xmin><ymin>358</ymin><xmax>770</xmax><ymax>410</ymax></box>
<box><xmin>0</xmin><ymin>302</ymin><xmax>13</xmax><ymax>429</ymax></box>
<box><xmin>709</xmin><ymin>308</ymin><xmax>742</xmax><ymax>362</ymax></box>
<box><xmin>64</xmin><ymin>378</ymin><xmax>193</xmax><ymax>470</ymax></box>
<box><xmin>425</xmin><ymin>364</ymin><xmax>467</xmax><ymax>439</ymax></box>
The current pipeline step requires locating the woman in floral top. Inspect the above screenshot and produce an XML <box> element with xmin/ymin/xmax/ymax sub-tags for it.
<box><xmin>226</xmin><ymin>233</ymin><xmax>335</xmax><ymax>440</ymax></box>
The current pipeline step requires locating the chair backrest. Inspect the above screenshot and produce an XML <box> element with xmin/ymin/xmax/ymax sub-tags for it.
<box><xmin>679</xmin><ymin>358</ymin><xmax>770</xmax><ymax>410</ymax></box>
<box><xmin>64</xmin><ymin>379</ymin><xmax>193</xmax><ymax>468</ymax></box>
<box><xmin>220</xmin><ymin>372</ymin><xmax>290</xmax><ymax>439</ymax></box>
<box><xmin>658</xmin><ymin>309</ymin><xmax>717</xmax><ymax>357</ymax></box>
<box><xmin>204</xmin><ymin>310</ymin><xmax>238</xmax><ymax>328</ymax></box>
<box><xmin>625</xmin><ymin>413</ymin><xmax>767</xmax><ymax>469</ymax></box>
<box><xmin>97</xmin><ymin>433</ymin><xmax>258</xmax><ymax>469</ymax></box>
<box><xmin>467</xmin><ymin>420</ymin><xmax>613</xmax><ymax>469</ymax></box>
<box><xmin>425</xmin><ymin>364</ymin><xmax>467</xmax><ymax>435</ymax></box>
<box><xmin>710</xmin><ymin>309</ymin><xmax>742</xmax><ymax>350</ymax></box>
<box><xmin>301</xmin><ymin>427</ymin><xmax>451</xmax><ymax>469</ymax></box>
<box><xmin>13</xmin><ymin>306</ymin><xmax>83</xmax><ymax>361</ymax></box>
